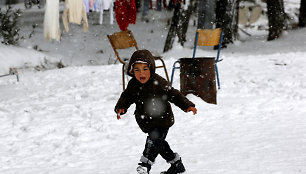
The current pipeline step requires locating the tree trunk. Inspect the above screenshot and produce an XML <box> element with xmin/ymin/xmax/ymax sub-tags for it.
<box><xmin>299</xmin><ymin>0</ymin><xmax>306</xmax><ymax>27</ymax></box>
<box><xmin>198</xmin><ymin>0</ymin><xmax>215</xmax><ymax>29</ymax></box>
<box><xmin>215</xmin><ymin>0</ymin><xmax>239</xmax><ymax>47</ymax></box>
<box><xmin>232</xmin><ymin>0</ymin><xmax>239</xmax><ymax>41</ymax></box>
<box><xmin>177</xmin><ymin>2</ymin><xmax>193</xmax><ymax>46</ymax></box>
<box><xmin>163</xmin><ymin>1</ymin><xmax>193</xmax><ymax>52</ymax></box>
<box><xmin>267</xmin><ymin>0</ymin><xmax>285</xmax><ymax>41</ymax></box>
<box><xmin>163</xmin><ymin>3</ymin><xmax>181</xmax><ymax>53</ymax></box>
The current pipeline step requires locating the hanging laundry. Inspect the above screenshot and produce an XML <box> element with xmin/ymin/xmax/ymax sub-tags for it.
<box><xmin>115</xmin><ymin>0</ymin><xmax>137</xmax><ymax>31</ymax></box>
<box><xmin>95</xmin><ymin>0</ymin><xmax>114</xmax><ymax>25</ymax></box>
<box><xmin>94</xmin><ymin>0</ymin><xmax>99</xmax><ymax>10</ymax></box>
<box><xmin>43</xmin><ymin>0</ymin><xmax>60</xmax><ymax>41</ymax></box>
<box><xmin>62</xmin><ymin>0</ymin><xmax>88</xmax><ymax>32</ymax></box>
<box><xmin>89</xmin><ymin>0</ymin><xmax>96</xmax><ymax>11</ymax></box>
<box><xmin>100</xmin><ymin>0</ymin><xmax>114</xmax><ymax>11</ymax></box>
<box><xmin>84</xmin><ymin>0</ymin><xmax>90</xmax><ymax>13</ymax></box>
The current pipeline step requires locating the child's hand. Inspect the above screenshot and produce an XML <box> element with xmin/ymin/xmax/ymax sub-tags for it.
<box><xmin>187</xmin><ymin>106</ymin><xmax>197</xmax><ymax>115</ymax></box>
<box><xmin>116</xmin><ymin>108</ymin><xmax>125</xmax><ymax>120</ymax></box>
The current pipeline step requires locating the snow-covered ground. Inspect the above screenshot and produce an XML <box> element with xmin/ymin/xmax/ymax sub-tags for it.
<box><xmin>1</xmin><ymin>1</ymin><xmax>306</xmax><ymax>174</ymax></box>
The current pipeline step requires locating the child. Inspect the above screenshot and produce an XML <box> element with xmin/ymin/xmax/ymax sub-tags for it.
<box><xmin>115</xmin><ymin>49</ymin><xmax>197</xmax><ymax>174</ymax></box>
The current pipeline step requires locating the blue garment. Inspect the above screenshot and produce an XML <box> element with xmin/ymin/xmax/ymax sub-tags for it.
<box><xmin>156</xmin><ymin>0</ymin><xmax>162</xmax><ymax>11</ymax></box>
<box><xmin>83</xmin><ymin>0</ymin><xmax>90</xmax><ymax>13</ymax></box>
<box><xmin>94</xmin><ymin>0</ymin><xmax>98</xmax><ymax>10</ymax></box>
<box><xmin>142</xmin><ymin>0</ymin><xmax>150</xmax><ymax>16</ymax></box>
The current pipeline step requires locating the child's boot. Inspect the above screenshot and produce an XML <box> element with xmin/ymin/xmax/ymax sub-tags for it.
<box><xmin>165</xmin><ymin>153</ymin><xmax>185</xmax><ymax>174</ymax></box>
<box><xmin>136</xmin><ymin>156</ymin><xmax>153</xmax><ymax>174</ymax></box>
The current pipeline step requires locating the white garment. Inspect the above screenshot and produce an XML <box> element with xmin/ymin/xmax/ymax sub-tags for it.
<box><xmin>43</xmin><ymin>0</ymin><xmax>60</xmax><ymax>41</ymax></box>
<box><xmin>62</xmin><ymin>0</ymin><xmax>88</xmax><ymax>32</ymax></box>
<box><xmin>95</xmin><ymin>0</ymin><xmax>113</xmax><ymax>25</ymax></box>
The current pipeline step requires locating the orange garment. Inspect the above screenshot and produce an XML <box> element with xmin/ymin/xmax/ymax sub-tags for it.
<box><xmin>62</xmin><ymin>0</ymin><xmax>88</xmax><ymax>32</ymax></box>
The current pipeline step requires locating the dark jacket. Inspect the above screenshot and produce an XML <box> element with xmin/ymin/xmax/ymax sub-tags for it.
<box><xmin>115</xmin><ymin>50</ymin><xmax>195</xmax><ymax>133</ymax></box>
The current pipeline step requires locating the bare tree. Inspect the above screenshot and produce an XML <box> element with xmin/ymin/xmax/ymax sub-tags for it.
<box><xmin>266</xmin><ymin>0</ymin><xmax>285</xmax><ymax>41</ymax></box>
<box><xmin>163</xmin><ymin>1</ymin><xmax>194</xmax><ymax>52</ymax></box>
<box><xmin>299</xmin><ymin>0</ymin><xmax>306</xmax><ymax>27</ymax></box>
<box><xmin>197</xmin><ymin>0</ymin><xmax>215</xmax><ymax>29</ymax></box>
<box><xmin>215</xmin><ymin>0</ymin><xmax>239</xmax><ymax>47</ymax></box>
<box><xmin>163</xmin><ymin>3</ymin><xmax>181</xmax><ymax>53</ymax></box>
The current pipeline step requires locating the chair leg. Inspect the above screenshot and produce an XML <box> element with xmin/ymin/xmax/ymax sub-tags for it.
<box><xmin>122</xmin><ymin>64</ymin><xmax>126</xmax><ymax>91</ymax></box>
<box><xmin>192</xmin><ymin>32</ymin><xmax>199</xmax><ymax>58</ymax></box>
<box><xmin>215</xmin><ymin>64</ymin><xmax>220</xmax><ymax>90</ymax></box>
<box><xmin>155</xmin><ymin>57</ymin><xmax>170</xmax><ymax>84</ymax></box>
<box><xmin>160</xmin><ymin>60</ymin><xmax>170</xmax><ymax>84</ymax></box>
<box><xmin>170</xmin><ymin>60</ymin><xmax>180</xmax><ymax>86</ymax></box>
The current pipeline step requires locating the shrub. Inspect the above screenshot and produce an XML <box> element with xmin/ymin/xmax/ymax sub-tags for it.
<box><xmin>0</xmin><ymin>5</ymin><xmax>21</xmax><ymax>45</ymax></box>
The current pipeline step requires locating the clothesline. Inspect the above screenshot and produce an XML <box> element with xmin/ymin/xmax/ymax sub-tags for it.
<box><xmin>44</xmin><ymin>0</ymin><xmax>114</xmax><ymax>42</ymax></box>
<box><xmin>44</xmin><ymin>0</ymin><xmax>175</xmax><ymax>42</ymax></box>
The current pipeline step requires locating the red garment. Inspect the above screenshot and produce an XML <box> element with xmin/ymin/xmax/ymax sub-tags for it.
<box><xmin>115</xmin><ymin>0</ymin><xmax>137</xmax><ymax>31</ymax></box>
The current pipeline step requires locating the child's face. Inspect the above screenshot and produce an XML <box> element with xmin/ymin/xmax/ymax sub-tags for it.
<box><xmin>133</xmin><ymin>63</ymin><xmax>151</xmax><ymax>84</ymax></box>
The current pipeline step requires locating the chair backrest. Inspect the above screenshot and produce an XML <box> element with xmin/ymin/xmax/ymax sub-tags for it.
<box><xmin>107</xmin><ymin>30</ymin><xmax>139</xmax><ymax>64</ymax></box>
<box><xmin>195</xmin><ymin>28</ymin><xmax>222</xmax><ymax>47</ymax></box>
<box><xmin>192</xmin><ymin>28</ymin><xmax>223</xmax><ymax>61</ymax></box>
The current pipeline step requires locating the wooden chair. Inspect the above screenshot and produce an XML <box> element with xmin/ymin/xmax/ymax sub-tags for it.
<box><xmin>107</xmin><ymin>30</ymin><xmax>170</xmax><ymax>90</ymax></box>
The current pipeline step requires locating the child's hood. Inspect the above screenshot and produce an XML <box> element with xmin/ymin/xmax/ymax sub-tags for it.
<box><xmin>127</xmin><ymin>49</ymin><xmax>156</xmax><ymax>77</ymax></box>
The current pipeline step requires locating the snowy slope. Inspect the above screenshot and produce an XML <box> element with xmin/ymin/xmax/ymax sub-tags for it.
<box><xmin>1</xmin><ymin>31</ymin><xmax>306</xmax><ymax>173</ymax></box>
<box><xmin>0</xmin><ymin>44</ymin><xmax>60</xmax><ymax>75</ymax></box>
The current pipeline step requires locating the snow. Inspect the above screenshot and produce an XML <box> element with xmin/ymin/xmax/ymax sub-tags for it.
<box><xmin>1</xmin><ymin>1</ymin><xmax>306</xmax><ymax>174</ymax></box>
<box><xmin>0</xmin><ymin>44</ymin><xmax>60</xmax><ymax>75</ymax></box>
